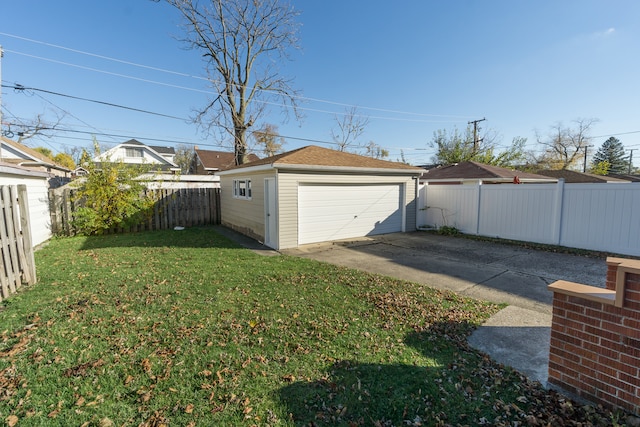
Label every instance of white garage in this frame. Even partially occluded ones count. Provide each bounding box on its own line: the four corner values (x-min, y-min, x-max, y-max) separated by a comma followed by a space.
218, 146, 424, 250
298, 183, 404, 245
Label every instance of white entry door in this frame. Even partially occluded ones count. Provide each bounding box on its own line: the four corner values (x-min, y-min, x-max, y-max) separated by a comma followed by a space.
264, 178, 277, 248
298, 183, 404, 245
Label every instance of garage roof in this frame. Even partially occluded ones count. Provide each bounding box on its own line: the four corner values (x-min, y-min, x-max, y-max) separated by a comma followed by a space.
420, 161, 556, 183
219, 145, 424, 174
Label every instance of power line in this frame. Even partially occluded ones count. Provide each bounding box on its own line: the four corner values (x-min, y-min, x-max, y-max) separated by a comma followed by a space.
0, 33, 476, 120
2, 83, 188, 121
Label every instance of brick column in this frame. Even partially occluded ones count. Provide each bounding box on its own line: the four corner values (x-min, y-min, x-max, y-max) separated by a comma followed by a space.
548, 258, 640, 415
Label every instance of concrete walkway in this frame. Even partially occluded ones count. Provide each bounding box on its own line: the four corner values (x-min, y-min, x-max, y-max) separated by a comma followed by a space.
215, 227, 608, 386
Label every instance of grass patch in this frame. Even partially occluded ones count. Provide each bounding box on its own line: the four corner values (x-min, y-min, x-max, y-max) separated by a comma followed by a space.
0, 228, 622, 426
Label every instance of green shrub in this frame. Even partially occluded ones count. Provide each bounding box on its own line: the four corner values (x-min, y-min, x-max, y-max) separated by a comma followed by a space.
71, 143, 155, 235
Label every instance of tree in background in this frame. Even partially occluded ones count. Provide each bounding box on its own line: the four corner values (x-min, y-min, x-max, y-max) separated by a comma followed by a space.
363, 141, 389, 159
590, 160, 610, 176
331, 107, 369, 152
591, 137, 628, 174
161, 0, 301, 165
534, 118, 598, 170
33, 147, 53, 158
71, 141, 154, 235
173, 145, 195, 173
430, 126, 526, 167
53, 152, 75, 169
253, 124, 285, 157
32, 147, 75, 169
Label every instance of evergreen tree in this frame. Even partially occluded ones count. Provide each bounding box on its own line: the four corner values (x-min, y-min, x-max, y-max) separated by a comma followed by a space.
591, 137, 628, 174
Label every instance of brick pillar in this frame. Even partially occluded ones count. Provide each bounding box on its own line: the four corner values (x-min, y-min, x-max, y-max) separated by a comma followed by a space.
548, 258, 640, 415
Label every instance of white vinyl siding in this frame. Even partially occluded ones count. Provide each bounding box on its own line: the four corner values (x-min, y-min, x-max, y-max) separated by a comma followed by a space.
0, 172, 52, 247
220, 171, 274, 241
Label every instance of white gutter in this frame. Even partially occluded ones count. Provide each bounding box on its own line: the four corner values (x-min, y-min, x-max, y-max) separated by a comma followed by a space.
0, 163, 51, 178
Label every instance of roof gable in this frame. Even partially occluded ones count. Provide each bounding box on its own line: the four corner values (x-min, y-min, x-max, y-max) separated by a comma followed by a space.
94, 139, 178, 168
1, 136, 71, 171
226, 145, 423, 172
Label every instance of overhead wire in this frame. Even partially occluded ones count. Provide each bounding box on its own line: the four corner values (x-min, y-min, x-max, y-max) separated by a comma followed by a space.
2, 83, 188, 121
0, 32, 476, 120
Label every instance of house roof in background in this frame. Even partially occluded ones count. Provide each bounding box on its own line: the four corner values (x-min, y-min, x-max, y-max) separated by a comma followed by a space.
195, 149, 260, 171
0, 136, 71, 172
608, 173, 640, 182
421, 161, 554, 182
120, 139, 175, 155
535, 169, 632, 183
224, 145, 424, 172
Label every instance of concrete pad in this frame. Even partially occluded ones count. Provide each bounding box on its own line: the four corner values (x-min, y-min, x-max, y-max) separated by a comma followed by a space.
468, 306, 552, 385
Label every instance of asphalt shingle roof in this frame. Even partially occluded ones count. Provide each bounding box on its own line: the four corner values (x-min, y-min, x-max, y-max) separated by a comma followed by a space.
421, 161, 552, 181
195, 149, 260, 171
227, 145, 423, 171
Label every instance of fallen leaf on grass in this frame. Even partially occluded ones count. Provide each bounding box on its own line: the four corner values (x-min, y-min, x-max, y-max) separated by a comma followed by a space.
6, 415, 18, 427
185, 404, 194, 414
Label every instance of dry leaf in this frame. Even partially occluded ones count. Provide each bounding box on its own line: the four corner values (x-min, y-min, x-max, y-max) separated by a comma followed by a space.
185, 403, 194, 414
6, 415, 19, 427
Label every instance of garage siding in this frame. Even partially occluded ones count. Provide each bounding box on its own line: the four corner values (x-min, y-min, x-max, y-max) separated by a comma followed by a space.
220, 171, 274, 242
0, 172, 52, 247
277, 172, 417, 249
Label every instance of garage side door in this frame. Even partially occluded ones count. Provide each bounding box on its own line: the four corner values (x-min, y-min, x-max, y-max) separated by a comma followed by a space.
298, 184, 403, 245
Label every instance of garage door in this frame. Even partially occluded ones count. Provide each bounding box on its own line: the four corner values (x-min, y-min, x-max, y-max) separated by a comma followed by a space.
298, 183, 404, 245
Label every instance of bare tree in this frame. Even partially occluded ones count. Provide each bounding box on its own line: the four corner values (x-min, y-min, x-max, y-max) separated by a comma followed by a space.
174, 144, 195, 173
331, 106, 369, 152
161, 0, 301, 165
4, 112, 66, 145
535, 118, 599, 170
253, 123, 285, 157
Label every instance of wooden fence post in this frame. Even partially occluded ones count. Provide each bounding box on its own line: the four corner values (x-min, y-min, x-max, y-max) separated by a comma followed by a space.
17, 185, 36, 284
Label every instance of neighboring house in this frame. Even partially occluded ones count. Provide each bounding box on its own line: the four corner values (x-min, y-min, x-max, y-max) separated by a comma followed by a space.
0, 136, 72, 180
191, 148, 260, 174
535, 169, 632, 183
217, 145, 424, 250
0, 161, 53, 246
421, 161, 556, 185
93, 139, 180, 172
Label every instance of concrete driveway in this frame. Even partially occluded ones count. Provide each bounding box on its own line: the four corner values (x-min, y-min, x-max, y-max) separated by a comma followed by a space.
280, 231, 608, 386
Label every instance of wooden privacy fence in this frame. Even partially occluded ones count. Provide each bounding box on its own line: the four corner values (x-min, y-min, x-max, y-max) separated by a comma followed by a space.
0, 185, 37, 301
50, 187, 221, 236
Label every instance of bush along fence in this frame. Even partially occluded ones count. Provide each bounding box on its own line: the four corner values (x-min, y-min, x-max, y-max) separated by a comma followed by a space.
548, 258, 640, 415
0, 185, 37, 301
49, 186, 221, 236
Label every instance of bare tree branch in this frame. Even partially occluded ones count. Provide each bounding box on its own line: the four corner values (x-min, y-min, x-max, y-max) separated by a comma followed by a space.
163, 0, 301, 164
330, 106, 370, 152
535, 118, 599, 169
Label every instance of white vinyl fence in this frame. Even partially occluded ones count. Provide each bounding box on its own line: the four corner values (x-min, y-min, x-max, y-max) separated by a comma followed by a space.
418, 180, 640, 256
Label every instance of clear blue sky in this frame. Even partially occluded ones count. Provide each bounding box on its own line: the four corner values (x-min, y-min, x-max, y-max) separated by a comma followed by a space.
1, 0, 639, 168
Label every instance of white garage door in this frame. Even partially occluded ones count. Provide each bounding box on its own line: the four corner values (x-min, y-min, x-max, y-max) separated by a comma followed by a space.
298, 183, 404, 245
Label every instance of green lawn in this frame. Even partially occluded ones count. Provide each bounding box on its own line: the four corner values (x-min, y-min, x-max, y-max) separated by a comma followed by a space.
0, 228, 621, 426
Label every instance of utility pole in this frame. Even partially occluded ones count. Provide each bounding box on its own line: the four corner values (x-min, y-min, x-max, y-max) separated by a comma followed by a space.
629, 149, 636, 174
468, 118, 486, 153
582, 145, 593, 173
